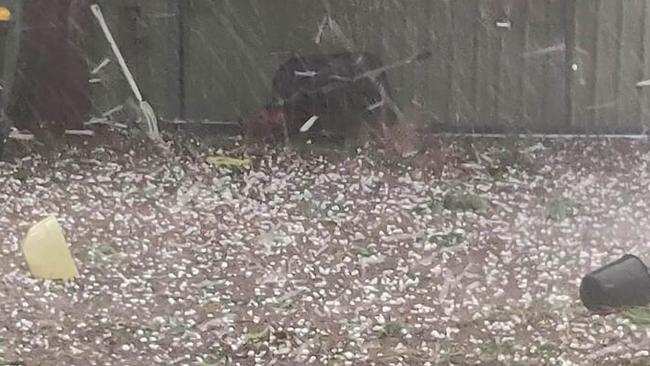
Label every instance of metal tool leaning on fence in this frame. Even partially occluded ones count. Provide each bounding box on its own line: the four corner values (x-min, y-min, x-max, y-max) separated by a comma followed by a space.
90, 3, 160, 142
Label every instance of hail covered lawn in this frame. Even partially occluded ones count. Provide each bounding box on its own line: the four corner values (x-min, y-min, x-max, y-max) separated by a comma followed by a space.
1, 136, 650, 365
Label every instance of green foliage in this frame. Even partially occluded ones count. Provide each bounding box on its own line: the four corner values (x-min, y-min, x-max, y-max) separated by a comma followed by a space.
546, 197, 581, 222
443, 192, 490, 212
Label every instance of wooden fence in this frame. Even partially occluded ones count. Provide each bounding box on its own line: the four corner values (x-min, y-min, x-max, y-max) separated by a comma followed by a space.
89, 0, 650, 134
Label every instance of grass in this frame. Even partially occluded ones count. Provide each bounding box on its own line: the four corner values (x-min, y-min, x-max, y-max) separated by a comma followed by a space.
486, 163, 509, 180
244, 325, 271, 344
12, 165, 30, 181
88, 243, 118, 259
426, 198, 445, 214
431, 232, 465, 248
479, 339, 515, 356
198, 349, 227, 366
351, 245, 374, 257
0, 360, 25, 366
164, 321, 192, 337
623, 307, 650, 326
380, 321, 405, 339
546, 197, 582, 222
443, 192, 490, 212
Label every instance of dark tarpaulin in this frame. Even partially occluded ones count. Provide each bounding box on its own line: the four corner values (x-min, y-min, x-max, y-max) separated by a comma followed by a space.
9, 0, 91, 132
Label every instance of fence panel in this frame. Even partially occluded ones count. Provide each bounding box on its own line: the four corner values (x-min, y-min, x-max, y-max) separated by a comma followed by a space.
89, 0, 180, 121
83, 0, 650, 134
617, 0, 644, 132
474, 0, 502, 130
570, 0, 597, 132
449, 1, 480, 130
592, 1, 622, 132
643, 1, 650, 130
182, 0, 326, 122
424, 0, 453, 127
497, 0, 529, 132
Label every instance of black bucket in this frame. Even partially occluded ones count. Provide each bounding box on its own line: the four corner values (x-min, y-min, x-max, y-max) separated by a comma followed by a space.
580, 255, 650, 311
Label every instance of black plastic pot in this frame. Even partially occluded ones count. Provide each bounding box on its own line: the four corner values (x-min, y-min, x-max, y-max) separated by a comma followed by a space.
580, 255, 650, 311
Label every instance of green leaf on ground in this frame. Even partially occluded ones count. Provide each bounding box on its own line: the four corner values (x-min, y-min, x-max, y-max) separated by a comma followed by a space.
206, 156, 252, 171
351, 245, 373, 257
245, 325, 271, 343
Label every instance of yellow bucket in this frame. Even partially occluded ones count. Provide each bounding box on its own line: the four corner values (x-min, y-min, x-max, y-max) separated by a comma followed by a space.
0, 7, 12, 22
22, 216, 79, 280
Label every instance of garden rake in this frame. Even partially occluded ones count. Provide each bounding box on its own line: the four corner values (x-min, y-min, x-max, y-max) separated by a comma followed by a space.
90, 3, 160, 140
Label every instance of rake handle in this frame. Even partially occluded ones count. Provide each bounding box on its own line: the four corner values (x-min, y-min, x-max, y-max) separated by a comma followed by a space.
90, 4, 144, 103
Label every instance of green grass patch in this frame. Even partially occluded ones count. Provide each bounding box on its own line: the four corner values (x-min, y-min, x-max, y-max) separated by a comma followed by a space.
624, 307, 650, 326
380, 321, 405, 339
432, 232, 465, 248
12, 166, 30, 181
0, 360, 25, 366
545, 197, 582, 222
198, 349, 227, 366
88, 243, 119, 259
443, 192, 490, 212
351, 245, 374, 257
244, 325, 271, 344
486, 163, 509, 180
479, 339, 515, 356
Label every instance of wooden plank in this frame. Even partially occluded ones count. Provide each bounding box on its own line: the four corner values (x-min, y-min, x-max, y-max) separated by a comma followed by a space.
406, 0, 434, 112
564, 0, 577, 131
424, 0, 453, 128
642, 0, 650, 129
520, 0, 567, 132
570, 0, 598, 132
256, 0, 326, 117
327, 0, 380, 52
221, 0, 276, 116
373, 1, 432, 109
311, 1, 428, 112
474, 0, 503, 132
328, 1, 408, 106
542, 0, 569, 132
182, 0, 236, 121
262, 0, 327, 79
496, 0, 528, 131
593, 0, 622, 132
183, 0, 309, 121
521, 0, 548, 132
616, 0, 644, 133
384, 1, 420, 108
450, 0, 479, 131
136, 0, 181, 119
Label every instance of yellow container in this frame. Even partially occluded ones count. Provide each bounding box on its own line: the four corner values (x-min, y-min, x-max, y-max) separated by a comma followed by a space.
0, 7, 11, 22
22, 216, 79, 280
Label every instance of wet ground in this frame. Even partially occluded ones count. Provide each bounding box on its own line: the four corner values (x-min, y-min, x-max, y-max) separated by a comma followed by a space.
0, 132, 650, 365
